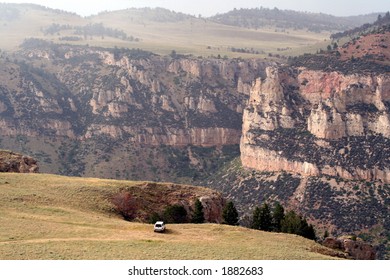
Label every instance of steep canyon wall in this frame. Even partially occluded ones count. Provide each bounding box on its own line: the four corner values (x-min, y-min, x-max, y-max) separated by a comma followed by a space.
241, 67, 390, 182
0, 42, 269, 148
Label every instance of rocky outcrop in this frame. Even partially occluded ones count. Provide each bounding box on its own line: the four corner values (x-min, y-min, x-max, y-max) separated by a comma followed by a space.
119, 182, 225, 223
241, 66, 390, 182
322, 237, 376, 260
0, 150, 39, 173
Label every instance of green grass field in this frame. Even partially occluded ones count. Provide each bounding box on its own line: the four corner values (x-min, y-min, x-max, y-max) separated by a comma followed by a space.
0, 173, 340, 260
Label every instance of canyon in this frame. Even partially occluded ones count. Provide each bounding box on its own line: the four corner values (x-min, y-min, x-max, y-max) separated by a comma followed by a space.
0, 29, 389, 258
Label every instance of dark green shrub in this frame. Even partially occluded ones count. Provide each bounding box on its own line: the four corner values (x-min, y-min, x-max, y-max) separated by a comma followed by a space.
163, 204, 188, 223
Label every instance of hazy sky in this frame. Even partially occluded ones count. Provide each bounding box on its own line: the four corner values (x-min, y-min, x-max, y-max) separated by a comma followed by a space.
2, 0, 389, 17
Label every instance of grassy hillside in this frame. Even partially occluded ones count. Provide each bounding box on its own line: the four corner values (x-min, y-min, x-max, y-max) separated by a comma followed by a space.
0, 173, 340, 260
89, 9, 328, 58
0, 4, 329, 58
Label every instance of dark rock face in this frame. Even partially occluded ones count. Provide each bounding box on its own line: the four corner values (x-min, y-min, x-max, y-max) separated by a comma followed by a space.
0, 151, 39, 173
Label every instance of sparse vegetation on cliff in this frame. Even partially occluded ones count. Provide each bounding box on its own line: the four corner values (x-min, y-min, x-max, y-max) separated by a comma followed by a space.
290, 21, 390, 74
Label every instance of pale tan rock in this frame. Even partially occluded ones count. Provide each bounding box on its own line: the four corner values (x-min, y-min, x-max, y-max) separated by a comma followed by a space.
241, 66, 390, 182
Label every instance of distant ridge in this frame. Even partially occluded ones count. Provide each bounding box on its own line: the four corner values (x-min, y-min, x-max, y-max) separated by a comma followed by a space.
95, 7, 194, 22
209, 7, 381, 32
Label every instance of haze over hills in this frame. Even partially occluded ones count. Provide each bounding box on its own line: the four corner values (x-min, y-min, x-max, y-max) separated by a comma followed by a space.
0, 3, 389, 259
210, 7, 381, 32
0, 3, 382, 57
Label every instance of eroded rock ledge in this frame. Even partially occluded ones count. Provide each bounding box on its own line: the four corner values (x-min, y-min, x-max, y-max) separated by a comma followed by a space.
241, 66, 390, 182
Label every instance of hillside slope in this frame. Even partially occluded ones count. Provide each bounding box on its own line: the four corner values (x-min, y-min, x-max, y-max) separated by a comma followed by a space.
210, 7, 380, 32
0, 3, 328, 57
0, 173, 340, 260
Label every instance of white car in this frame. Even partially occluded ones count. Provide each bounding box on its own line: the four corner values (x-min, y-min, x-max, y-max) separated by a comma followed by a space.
154, 221, 166, 233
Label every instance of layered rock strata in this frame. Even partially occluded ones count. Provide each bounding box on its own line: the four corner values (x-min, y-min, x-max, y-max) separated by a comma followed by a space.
241, 66, 390, 182
0, 42, 269, 148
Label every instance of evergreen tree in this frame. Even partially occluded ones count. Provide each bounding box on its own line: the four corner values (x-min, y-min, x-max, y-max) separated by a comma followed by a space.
272, 202, 285, 232
281, 210, 317, 240
163, 204, 187, 223
300, 218, 316, 240
222, 201, 239, 226
259, 203, 272, 231
191, 199, 205, 224
251, 206, 261, 229
281, 210, 302, 234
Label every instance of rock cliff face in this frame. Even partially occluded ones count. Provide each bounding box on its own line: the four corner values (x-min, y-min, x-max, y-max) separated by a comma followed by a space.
241, 66, 390, 182
0, 41, 268, 147
0, 150, 39, 173
0, 41, 269, 179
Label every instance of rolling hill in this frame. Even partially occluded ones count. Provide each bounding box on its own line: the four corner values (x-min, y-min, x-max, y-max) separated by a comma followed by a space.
0, 173, 341, 260
0, 3, 330, 58
0, 3, 389, 260
209, 7, 380, 32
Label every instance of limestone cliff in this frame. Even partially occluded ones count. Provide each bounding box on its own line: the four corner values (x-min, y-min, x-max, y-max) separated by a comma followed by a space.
241, 66, 390, 182
0, 41, 269, 180
0, 41, 269, 148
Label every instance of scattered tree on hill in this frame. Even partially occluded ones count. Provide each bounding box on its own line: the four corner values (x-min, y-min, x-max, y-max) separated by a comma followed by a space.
251, 203, 272, 231
281, 210, 316, 240
299, 218, 316, 240
223, 201, 239, 226
272, 202, 285, 232
191, 198, 205, 224
163, 204, 188, 223
259, 203, 272, 231
281, 210, 303, 234
251, 206, 261, 230
331, 11, 390, 40
250, 201, 316, 240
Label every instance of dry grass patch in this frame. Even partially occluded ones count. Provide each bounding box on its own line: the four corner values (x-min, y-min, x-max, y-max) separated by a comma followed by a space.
0, 173, 340, 260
